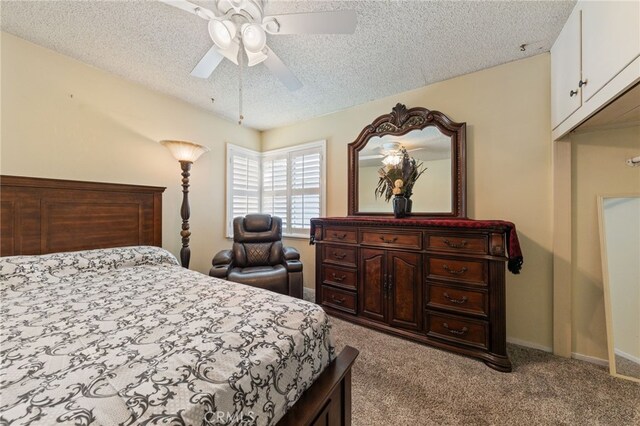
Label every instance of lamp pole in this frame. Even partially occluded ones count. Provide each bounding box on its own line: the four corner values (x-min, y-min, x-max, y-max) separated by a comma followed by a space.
160, 140, 209, 270
179, 160, 192, 268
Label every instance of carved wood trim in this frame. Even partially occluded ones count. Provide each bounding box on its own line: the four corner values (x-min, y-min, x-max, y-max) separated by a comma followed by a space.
348, 103, 467, 218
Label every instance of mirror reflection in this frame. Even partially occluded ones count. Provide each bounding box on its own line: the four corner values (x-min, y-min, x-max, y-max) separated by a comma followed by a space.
600, 195, 640, 382
358, 126, 452, 213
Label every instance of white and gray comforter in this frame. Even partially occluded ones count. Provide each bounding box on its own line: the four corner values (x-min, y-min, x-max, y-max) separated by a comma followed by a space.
0, 246, 335, 426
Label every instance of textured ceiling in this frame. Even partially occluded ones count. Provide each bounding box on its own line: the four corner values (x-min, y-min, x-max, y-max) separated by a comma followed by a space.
1, 0, 575, 130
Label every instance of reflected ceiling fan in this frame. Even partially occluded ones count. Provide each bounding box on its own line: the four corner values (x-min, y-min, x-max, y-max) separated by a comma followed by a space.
160, 0, 357, 91
360, 142, 424, 166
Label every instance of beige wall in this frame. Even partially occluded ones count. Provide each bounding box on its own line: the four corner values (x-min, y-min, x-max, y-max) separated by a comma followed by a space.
571, 125, 640, 360
263, 54, 554, 349
0, 33, 261, 274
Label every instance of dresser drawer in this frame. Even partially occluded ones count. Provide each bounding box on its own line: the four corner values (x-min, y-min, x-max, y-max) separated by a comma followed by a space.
426, 233, 488, 255
321, 265, 357, 290
426, 283, 488, 317
322, 244, 357, 267
427, 257, 488, 286
321, 286, 357, 314
426, 311, 488, 350
360, 230, 422, 250
324, 227, 357, 244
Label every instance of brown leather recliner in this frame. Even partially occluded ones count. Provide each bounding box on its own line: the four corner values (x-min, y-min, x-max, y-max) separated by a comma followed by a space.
209, 214, 303, 298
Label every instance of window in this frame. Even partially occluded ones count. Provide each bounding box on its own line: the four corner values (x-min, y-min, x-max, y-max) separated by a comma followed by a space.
226, 145, 261, 236
226, 141, 326, 238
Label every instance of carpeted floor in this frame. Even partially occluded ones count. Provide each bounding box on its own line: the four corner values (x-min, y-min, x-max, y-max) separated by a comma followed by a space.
303, 291, 640, 425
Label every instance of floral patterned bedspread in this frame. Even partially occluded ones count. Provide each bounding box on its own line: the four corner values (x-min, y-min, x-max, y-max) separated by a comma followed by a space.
0, 246, 335, 426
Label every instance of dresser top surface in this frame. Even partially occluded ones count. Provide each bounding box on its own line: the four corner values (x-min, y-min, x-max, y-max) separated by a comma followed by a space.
310, 216, 516, 231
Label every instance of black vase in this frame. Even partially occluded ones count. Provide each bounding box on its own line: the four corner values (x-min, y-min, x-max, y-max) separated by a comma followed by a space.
393, 195, 407, 218
406, 197, 413, 213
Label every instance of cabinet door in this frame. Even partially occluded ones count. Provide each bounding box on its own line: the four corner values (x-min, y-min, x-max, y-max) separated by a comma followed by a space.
551, 5, 582, 128
387, 251, 422, 331
359, 248, 387, 323
581, 1, 640, 102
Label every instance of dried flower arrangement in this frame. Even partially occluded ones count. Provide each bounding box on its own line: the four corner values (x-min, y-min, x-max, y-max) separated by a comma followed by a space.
375, 147, 427, 202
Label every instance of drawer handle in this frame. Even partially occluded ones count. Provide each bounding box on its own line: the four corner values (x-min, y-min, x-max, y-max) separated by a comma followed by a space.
443, 323, 468, 336
331, 295, 345, 304
331, 273, 347, 282
332, 251, 347, 260
332, 232, 347, 240
442, 264, 468, 276
443, 292, 468, 304
569, 89, 578, 97
443, 239, 467, 249
379, 236, 398, 244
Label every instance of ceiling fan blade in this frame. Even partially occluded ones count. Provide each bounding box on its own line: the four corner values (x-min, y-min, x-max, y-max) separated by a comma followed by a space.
159, 0, 216, 19
263, 47, 302, 91
191, 45, 225, 78
191, 41, 240, 78
265, 10, 357, 34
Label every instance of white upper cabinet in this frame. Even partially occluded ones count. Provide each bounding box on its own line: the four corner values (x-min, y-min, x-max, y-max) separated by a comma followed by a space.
551, 0, 640, 137
551, 6, 582, 128
581, 1, 640, 102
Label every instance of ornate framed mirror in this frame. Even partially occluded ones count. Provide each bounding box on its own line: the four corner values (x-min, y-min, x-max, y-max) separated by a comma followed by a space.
348, 103, 466, 217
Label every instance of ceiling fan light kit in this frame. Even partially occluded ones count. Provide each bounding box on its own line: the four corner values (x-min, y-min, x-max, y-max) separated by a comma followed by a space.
162, 0, 356, 83
208, 19, 235, 48
242, 23, 267, 53
161, 0, 357, 123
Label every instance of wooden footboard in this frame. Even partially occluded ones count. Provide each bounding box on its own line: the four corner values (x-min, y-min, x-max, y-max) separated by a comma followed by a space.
278, 346, 359, 426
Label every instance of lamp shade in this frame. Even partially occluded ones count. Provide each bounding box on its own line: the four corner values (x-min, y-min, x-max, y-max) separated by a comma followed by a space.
161, 140, 210, 163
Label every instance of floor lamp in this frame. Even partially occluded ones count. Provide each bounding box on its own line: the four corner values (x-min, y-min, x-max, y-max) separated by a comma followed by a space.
161, 140, 210, 269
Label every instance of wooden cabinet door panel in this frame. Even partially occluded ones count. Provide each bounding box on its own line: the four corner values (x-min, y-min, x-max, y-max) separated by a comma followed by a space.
359, 248, 386, 322
388, 251, 422, 331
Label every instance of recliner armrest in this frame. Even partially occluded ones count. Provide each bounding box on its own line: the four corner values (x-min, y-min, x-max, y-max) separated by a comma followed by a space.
282, 246, 302, 273
283, 246, 300, 261
283, 259, 303, 273
209, 249, 234, 278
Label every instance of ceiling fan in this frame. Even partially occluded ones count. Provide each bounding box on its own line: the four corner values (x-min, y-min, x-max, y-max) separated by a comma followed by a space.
160, 0, 357, 91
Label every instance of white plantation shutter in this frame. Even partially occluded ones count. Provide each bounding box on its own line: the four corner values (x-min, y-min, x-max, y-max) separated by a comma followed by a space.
226, 141, 325, 238
262, 155, 289, 229
290, 149, 322, 235
227, 145, 261, 237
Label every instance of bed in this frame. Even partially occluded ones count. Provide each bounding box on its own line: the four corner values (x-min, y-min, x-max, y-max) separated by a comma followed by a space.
0, 175, 358, 426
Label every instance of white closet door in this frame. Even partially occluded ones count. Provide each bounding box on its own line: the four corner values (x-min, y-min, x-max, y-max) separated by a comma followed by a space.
551, 6, 582, 129
581, 0, 640, 102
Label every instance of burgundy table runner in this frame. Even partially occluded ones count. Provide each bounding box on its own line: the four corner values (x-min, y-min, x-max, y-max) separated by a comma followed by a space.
310, 217, 523, 274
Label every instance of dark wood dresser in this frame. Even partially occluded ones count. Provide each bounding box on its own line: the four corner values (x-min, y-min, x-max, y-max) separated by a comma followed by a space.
311, 217, 523, 372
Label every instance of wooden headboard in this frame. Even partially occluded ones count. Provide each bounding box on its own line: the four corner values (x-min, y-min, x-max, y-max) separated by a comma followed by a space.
1, 175, 164, 256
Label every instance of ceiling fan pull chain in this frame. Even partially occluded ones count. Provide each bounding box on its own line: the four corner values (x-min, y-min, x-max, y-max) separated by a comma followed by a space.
238, 41, 244, 125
